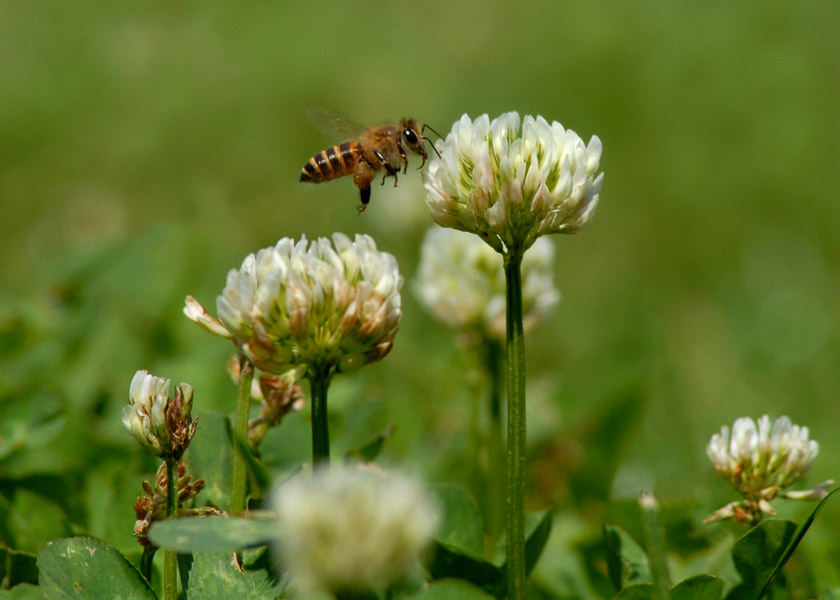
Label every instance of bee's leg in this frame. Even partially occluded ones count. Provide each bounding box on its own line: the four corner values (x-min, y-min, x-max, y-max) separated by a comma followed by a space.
353, 160, 374, 214
382, 163, 399, 187
373, 150, 398, 186
397, 140, 409, 174
357, 187, 371, 214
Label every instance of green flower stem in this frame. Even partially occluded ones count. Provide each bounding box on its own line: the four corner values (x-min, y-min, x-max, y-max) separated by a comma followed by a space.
163, 457, 178, 600
640, 493, 671, 600
308, 364, 332, 465
484, 337, 504, 556
230, 357, 254, 515
504, 250, 527, 600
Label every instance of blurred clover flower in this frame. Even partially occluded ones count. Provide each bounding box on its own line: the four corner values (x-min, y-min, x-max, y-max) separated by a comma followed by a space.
273, 467, 439, 598
705, 415, 833, 524
422, 112, 603, 254
184, 233, 402, 376
414, 227, 558, 340
123, 370, 196, 460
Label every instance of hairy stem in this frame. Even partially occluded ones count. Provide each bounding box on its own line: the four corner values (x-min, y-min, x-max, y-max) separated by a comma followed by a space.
504, 251, 527, 600
308, 364, 332, 465
163, 458, 178, 600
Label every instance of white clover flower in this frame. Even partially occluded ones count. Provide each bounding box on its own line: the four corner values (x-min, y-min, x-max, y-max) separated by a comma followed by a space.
423, 112, 603, 254
414, 228, 559, 340
123, 370, 196, 459
705, 415, 832, 523
184, 234, 403, 375
272, 467, 440, 596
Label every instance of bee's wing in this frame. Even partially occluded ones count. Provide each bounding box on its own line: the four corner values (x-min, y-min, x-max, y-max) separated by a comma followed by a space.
305, 106, 368, 140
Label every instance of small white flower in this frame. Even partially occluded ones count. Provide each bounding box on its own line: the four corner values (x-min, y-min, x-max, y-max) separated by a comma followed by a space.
123, 370, 195, 459
272, 467, 439, 595
705, 415, 831, 523
414, 228, 559, 340
423, 112, 603, 254
184, 234, 403, 376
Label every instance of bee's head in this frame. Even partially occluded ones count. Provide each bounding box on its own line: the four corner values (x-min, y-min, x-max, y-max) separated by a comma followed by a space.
402, 119, 442, 170
401, 119, 427, 160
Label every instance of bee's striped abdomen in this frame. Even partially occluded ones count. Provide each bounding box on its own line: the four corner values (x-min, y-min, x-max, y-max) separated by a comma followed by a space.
299, 141, 360, 183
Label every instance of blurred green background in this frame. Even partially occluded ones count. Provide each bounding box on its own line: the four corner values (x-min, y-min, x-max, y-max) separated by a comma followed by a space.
2, 0, 839, 592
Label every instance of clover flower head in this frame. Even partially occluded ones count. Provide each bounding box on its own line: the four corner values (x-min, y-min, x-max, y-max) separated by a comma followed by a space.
414, 227, 559, 340
705, 415, 832, 523
123, 370, 196, 460
272, 467, 439, 595
184, 233, 403, 376
423, 112, 603, 254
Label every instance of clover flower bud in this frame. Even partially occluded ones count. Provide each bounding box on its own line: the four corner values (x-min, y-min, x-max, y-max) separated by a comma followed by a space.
272, 467, 439, 596
184, 234, 402, 377
133, 461, 216, 547
414, 227, 558, 340
123, 370, 197, 460
705, 415, 832, 524
423, 112, 603, 254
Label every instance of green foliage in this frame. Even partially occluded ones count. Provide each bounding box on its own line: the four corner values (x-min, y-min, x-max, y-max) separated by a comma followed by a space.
186, 413, 233, 509
187, 553, 283, 600
148, 517, 275, 554
415, 580, 495, 599
0, 546, 38, 589
428, 510, 552, 598
0, 584, 44, 600
604, 526, 651, 591
727, 520, 797, 600
38, 538, 157, 599
430, 484, 485, 558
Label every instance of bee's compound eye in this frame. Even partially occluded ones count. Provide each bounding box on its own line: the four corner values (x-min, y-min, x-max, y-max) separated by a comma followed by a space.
403, 128, 419, 144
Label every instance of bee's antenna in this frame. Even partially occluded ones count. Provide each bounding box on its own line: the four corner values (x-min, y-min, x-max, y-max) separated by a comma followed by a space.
421, 124, 443, 159
422, 123, 443, 140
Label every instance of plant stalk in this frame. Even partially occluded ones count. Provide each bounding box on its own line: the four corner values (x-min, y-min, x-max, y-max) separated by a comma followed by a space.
308, 364, 332, 465
163, 457, 178, 600
230, 357, 254, 515
504, 250, 527, 600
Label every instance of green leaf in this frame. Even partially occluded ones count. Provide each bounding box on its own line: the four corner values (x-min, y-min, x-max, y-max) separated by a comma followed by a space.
604, 525, 650, 592
148, 516, 275, 553
427, 510, 552, 600
38, 537, 157, 600
8, 490, 72, 554
614, 583, 657, 600
427, 542, 504, 598
415, 579, 496, 599
187, 412, 233, 508
186, 553, 282, 600
726, 519, 797, 600
670, 574, 723, 600
0, 583, 45, 599
344, 424, 395, 464
0, 545, 38, 588
523, 510, 553, 575
754, 486, 840, 600
430, 483, 484, 557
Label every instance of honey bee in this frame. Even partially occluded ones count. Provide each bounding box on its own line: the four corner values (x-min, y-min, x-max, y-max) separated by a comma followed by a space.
299, 107, 439, 213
